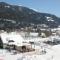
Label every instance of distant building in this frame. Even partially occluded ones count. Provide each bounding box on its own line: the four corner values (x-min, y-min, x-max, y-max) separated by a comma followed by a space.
29, 32, 38, 37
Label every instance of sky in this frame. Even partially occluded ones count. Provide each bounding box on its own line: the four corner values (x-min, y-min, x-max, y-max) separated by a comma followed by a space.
0, 0, 60, 17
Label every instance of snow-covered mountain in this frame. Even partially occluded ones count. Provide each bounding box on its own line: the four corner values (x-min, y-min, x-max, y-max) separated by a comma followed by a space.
0, 2, 60, 30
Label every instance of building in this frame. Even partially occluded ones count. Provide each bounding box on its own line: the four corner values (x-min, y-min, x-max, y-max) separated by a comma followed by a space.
0, 32, 24, 48
0, 32, 34, 52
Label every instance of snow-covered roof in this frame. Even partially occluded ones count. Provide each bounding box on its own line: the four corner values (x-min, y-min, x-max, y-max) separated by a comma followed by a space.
7, 32, 24, 46
0, 32, 8, 44
25, 37, 49, 42
30, 32, 38, 37
0, 32, 24, 46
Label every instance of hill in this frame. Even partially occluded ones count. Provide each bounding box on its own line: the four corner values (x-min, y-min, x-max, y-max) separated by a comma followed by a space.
0, 2, 60, 31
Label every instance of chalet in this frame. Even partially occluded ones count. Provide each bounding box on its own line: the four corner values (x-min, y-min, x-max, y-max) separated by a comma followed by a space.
0, 32, 35, 52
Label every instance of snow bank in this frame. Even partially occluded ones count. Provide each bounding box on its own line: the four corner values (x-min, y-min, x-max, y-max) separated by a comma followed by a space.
51, 45, 60, 60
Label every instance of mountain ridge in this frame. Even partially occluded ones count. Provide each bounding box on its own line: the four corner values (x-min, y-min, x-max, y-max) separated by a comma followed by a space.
0, 2, 60, 31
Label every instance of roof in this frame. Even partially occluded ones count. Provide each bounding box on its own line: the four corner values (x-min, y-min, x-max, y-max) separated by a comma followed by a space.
8, 32, 24, 46
0, 32, 8, 44
0, 32, 24, 46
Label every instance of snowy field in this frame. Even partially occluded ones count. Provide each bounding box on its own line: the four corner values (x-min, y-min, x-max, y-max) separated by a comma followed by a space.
0, 32, 60, 60
0, 44, 60, 60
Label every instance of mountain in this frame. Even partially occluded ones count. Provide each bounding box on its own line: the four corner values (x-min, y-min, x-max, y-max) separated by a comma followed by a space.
0, 2, 60, 30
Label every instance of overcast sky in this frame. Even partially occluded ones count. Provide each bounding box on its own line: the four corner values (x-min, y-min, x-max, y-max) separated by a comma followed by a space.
0, 0, 60, 17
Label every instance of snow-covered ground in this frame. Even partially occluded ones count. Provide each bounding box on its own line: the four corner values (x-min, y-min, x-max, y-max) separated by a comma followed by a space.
0, 44, 60, 60
0, 32, 60, 60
